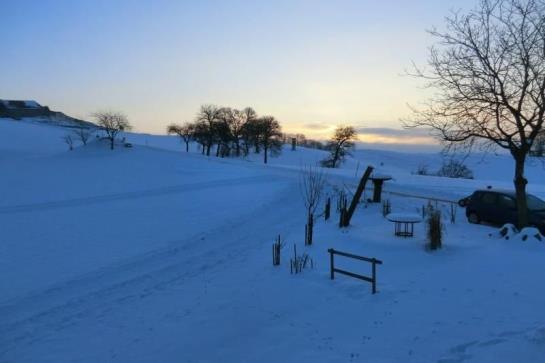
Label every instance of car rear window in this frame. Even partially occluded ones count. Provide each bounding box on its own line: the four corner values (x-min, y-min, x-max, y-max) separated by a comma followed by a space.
527, 195, 545, 211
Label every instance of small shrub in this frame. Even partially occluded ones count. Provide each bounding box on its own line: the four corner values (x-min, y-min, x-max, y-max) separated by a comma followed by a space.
382, 199, 391, 217
414, 163, 430, 176
449, 203, 457, 224
272, 235, 284, 266
290, 244, 314, 274
436, 159, 474, 179
427, 210, 443, 250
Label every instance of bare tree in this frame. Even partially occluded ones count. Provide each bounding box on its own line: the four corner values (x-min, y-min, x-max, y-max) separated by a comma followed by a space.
215, 107, 235, 157
257, 116, 283, 164
63, 134, 74, 151
195, 104, 221, 156
73, 127, 93, 146
322, 126, 358, 168
192, 121, 210, 155
240, 107, 259, 155
299, 165, 327, 219
167, 123, 194, 152
93, 111, 131, 150
222, 108, 248, 157
406, 0, 545, 228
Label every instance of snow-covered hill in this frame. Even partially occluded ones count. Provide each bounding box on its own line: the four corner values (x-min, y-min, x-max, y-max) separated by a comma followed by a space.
1, 119, 545, 362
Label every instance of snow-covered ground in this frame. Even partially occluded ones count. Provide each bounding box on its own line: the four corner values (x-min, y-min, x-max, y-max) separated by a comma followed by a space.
1, 118, 545, 362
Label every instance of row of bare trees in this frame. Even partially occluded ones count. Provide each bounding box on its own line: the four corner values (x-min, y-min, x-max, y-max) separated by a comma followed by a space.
168, 105, 283, 163
63, 111, 132, 151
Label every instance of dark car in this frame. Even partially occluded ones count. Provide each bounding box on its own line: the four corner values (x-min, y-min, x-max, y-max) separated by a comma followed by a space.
459, 189, 545, 233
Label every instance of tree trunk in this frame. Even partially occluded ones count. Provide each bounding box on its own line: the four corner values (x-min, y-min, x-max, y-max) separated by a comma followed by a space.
206, 144, 211, 156
264, 145, 268, 164
110, 137, 114, 150
332, 146, 340, 168
513, 151, 529, 229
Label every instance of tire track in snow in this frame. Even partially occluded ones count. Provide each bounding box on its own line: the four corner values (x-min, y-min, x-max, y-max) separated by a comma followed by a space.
0, 181, 301, 360
0, 175, 279, 214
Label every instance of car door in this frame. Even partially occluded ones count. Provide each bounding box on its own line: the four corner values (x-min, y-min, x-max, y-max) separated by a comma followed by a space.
479, 192, 499, 223
496, 194, 517, 225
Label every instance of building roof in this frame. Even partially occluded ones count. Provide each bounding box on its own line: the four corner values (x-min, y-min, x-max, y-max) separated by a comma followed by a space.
0, 99, 43, 109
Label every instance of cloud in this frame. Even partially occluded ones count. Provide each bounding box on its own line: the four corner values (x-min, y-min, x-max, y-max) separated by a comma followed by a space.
356, 127, 433, 137
355, 126, 437, 146
302, 122, 332, 131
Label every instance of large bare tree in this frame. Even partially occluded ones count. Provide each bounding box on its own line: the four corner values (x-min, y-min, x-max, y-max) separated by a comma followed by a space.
167, 123, 194, 152
257, 116, 282, 164
408, 0, 545, 228
93, 111, 131, 150
322, 126, 357, 168
195, 104, 221, 156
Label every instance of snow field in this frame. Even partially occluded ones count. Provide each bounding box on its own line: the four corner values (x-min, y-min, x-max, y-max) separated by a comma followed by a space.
1, 118, 545, 362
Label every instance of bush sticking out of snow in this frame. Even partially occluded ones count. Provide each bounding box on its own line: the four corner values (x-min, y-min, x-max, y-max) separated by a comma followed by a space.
515, 227, 544, 242
290, 244, 314, 274
421, 200, 435, 219
382, 199, 391, 218
499, 224, 518, 240
436, 159, 474, 179
272, 235, 284, 266
427, 210, 443, 250
413, 163, 430, 176
498, 225, 544, 242
413, 159, 474, 179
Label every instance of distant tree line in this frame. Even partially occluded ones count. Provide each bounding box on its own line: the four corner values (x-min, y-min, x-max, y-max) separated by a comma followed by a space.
168, 106, 358, 167
281, 133, 326, 150
168, 105, 284, 164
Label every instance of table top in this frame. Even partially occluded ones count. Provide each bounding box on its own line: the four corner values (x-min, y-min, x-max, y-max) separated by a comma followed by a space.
386, 213, 422, 223
370, 174, 392, 181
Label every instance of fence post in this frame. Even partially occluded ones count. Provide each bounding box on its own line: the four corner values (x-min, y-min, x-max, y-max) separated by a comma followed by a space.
329, 249, 335, 280
371, 259, 377, 294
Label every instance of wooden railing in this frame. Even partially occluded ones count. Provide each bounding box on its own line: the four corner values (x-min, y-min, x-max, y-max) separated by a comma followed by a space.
327, 249, 383, 294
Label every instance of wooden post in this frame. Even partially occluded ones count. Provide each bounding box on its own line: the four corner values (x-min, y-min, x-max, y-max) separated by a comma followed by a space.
329, 249, 335, 280
309, 214, 313, 245
372, 179, 383, 203
372, 259, 377, 294
343, 166, 374, 227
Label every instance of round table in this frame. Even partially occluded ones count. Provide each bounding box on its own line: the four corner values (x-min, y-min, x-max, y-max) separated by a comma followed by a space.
386, 213, 422, 237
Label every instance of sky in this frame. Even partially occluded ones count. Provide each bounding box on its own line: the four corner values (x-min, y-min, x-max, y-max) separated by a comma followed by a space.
1, 0, 476, 147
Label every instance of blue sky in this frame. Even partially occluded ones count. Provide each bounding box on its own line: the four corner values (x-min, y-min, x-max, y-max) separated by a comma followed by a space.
1, 0, 476, 143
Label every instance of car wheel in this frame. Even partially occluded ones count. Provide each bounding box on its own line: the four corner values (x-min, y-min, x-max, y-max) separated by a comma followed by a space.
468, 211, 480, 224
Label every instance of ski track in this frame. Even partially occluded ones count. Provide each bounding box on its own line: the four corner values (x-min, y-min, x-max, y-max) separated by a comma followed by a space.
0, 174, 279, 214
0, 180, 300, 361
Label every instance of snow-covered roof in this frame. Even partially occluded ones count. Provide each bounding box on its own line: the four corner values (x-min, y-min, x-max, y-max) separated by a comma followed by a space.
0, 99, 43, 109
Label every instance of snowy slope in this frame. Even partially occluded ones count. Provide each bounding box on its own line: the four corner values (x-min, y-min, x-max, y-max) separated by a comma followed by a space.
1, 119, 545, 363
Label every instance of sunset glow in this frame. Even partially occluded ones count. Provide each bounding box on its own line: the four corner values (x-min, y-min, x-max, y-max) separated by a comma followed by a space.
1, 0, 474, 146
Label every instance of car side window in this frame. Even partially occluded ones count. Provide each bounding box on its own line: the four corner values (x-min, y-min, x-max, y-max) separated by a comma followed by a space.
472, 192, 483, 201
481, 193, 497, 204
498, 195, 516, 209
